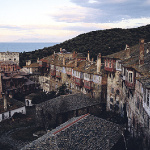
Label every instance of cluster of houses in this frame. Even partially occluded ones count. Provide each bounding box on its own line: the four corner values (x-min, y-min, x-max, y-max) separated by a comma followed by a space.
104, 39, 150, 141
23, 39, 150, 141
0, 52, 36, 122
1, 39, 150, 148
23, 49, 107, 103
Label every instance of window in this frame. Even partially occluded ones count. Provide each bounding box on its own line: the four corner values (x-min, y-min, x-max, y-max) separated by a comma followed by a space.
116, 60, 121, 70
116, 90, 120, 95
128, 72, 133, 83
111, 88, 114, 93
147, 89, 150, 106
106, 59, 108, 67
137, 97, 140, 109
2, 114, 4, 119
109, 60, 112, 68
99, 76, 101, 82
110, 98, 113, 103
116, 101, 119, 105
110, 104, 113, 110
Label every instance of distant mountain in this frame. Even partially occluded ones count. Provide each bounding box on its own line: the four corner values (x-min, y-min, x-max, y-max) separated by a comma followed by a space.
20, 24, 150, 67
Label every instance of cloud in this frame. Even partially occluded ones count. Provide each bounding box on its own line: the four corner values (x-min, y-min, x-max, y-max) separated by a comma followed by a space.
95, 17, 150, 29
145, 0, 150, 5
69, 0, 150, 23
51, 5, 103, 23
61, 17, 150, 33
0, 25, 23, 30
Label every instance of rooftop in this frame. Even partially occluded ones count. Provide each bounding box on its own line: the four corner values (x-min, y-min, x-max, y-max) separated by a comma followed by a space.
36, 93, 100, 114
22, 114, 123, 150
23, 62, 39, 68
0, 97, 25, 114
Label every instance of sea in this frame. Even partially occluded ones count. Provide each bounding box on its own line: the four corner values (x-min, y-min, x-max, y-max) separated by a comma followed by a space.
0, 42, 59, 53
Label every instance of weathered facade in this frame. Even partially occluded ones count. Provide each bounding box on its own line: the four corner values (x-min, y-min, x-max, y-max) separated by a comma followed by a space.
0, 61, 20, 72
0, 52, 19, 65
104, 39, 150, 147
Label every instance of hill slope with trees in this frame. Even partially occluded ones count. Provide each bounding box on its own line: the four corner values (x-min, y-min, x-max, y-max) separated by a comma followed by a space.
20, 24, 150, 67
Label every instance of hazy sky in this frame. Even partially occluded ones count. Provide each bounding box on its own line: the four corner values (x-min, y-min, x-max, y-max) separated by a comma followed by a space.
0, 0, 150, 42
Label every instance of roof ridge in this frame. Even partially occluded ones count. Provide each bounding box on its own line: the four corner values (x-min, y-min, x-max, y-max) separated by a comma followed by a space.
53, 113, 89, 135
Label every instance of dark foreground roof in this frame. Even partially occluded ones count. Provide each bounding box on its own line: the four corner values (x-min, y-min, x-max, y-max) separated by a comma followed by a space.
21, 114, 123, 150
36, 93, 100, 114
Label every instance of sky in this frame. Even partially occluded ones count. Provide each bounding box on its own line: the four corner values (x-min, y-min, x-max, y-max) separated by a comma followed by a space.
0, 0, 150, 42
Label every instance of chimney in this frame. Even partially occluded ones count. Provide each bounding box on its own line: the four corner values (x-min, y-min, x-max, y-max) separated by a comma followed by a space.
37, 58, 39, 63
4, 94, 7, 111
73, 51, 77, 59
60, 48, 62, 52
63, 56, 66, 66
9, 91, 13, 98
26, 60, 31, 66
97, 53, 101, 74
87, 51, 90, 61
75, 58, 77, 67
91, 58, 94, 62
125, 44, 130, 59
139, 39, 144, 65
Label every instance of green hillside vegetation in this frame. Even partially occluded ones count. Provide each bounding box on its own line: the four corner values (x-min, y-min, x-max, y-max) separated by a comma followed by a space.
20, 24, 150, 67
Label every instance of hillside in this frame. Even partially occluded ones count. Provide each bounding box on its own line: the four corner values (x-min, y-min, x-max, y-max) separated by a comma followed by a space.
20, 24, 150, 67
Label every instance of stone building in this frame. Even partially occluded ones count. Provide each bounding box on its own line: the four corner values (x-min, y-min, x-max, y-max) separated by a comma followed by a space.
0, 61, 20, 72
0, 96, 26, 122
0, 70, 36, 98
36, 93, 102, 128
104, 39, 150, 147
0, 52, 19, 66
47, 50, 107, 103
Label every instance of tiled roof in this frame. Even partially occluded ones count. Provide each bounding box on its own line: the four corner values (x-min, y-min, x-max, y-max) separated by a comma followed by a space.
21, 114, 123, 150
36, 93, 100, 114
73, 60, 86, 72
103, 44, 139, 60
23, 62, 39, 68
25, 93, 37, 100
65, 60, 75, 68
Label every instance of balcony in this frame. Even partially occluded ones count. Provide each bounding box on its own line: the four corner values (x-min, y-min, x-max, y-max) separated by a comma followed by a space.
104, 66, 116, 72
125, 80, 135, 89
75, 78, 83, 86
84, 81, 93, 90
51, 70, 56, 77
66, 71, 72, 76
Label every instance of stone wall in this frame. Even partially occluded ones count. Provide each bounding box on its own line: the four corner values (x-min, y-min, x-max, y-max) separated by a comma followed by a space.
35, 93, 102, 128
